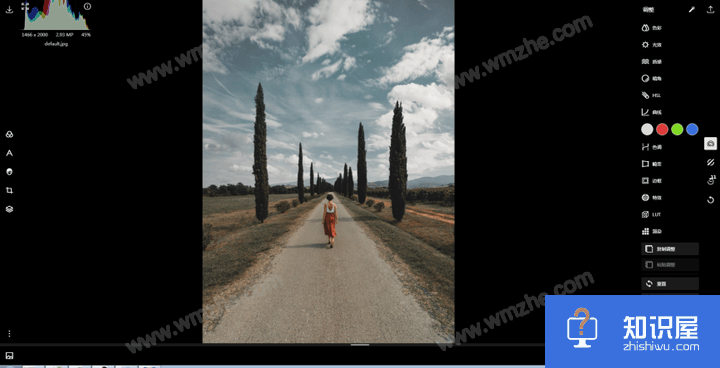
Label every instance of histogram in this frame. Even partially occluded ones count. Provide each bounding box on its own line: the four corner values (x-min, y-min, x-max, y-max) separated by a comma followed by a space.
24, 0, 89, 30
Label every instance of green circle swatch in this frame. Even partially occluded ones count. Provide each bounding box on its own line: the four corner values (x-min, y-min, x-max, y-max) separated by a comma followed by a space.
672, 123, 684, 136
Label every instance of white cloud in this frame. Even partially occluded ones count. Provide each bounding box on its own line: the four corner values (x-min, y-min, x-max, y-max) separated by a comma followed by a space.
226, 111, 254, 122
203, 114, 251, 134
433, 51, 455, 94
303, 132, 320, 138
394, 104, 437, 131
368, 102, 385, 110
284, 6, 303, 30
380, 30, 395, 46
284, 154, 298, 164
320, 154, 334, 160
311, 58, 343, 80
202, 42, 229, 74
364, 94, 373, 99
229, 163, 253, 173
302, 0, 377, 63
269, 153, 285, 161
367, 133, 390, 151
389, 15, 398, 23
267, 137, 296, 150
267, 164, 281, 175
387, 82, 454, 111
202, 0, 303, 73
337, 74, 347, 80
249, 23, 286, 49
415, 0, 431, 10
266, 118, 282, 128
405, 132, 454, 175
321, 59, 332, 65
284, 153, 313, 165
315, 97, 324, 103
343, 56, 357, 71
366, 131, 454, 178
371, 82, 454, 136
371, 27, 454, 88
256, 65, 291, 81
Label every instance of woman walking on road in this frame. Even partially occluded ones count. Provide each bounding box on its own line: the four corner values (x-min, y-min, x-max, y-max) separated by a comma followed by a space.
323, 194, 338, 248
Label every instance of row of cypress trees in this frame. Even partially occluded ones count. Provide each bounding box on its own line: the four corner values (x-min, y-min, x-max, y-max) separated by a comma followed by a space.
332, 102, 407, 221
252, 82, 407, 223
253, 83, 332, 222
296, 143, 330, 204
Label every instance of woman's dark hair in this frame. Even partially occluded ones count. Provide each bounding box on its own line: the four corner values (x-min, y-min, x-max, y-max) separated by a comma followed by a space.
327, 194, 333, 201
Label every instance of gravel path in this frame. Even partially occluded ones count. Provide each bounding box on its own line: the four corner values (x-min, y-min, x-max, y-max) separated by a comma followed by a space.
204, 193, 444, 343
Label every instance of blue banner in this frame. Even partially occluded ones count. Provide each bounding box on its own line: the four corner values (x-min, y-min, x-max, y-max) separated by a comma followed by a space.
546, 295, 716, 367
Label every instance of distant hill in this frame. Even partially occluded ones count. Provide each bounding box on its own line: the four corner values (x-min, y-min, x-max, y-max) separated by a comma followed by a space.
405, 175, 455, 189
272, 175, 454, 189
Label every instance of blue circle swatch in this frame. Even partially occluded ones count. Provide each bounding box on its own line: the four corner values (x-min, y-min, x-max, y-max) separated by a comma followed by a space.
687, 123, 698, 136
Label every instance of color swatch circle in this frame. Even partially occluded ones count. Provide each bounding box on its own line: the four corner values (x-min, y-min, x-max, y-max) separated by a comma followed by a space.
656, 123, 668, 136
642, 123, 653, 136
687, 123, 699, 136
672, 123, 684, 136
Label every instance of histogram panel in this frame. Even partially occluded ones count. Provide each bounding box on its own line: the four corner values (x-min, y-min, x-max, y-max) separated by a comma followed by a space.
24, 0, 89, 30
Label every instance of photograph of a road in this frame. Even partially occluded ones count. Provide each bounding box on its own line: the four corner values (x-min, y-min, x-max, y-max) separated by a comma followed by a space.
204, 194, 446, 343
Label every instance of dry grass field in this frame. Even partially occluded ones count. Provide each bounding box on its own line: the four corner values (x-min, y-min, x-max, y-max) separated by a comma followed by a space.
202, 193, 326, 330
203, 193, 298, 217
339, 194, 455, 337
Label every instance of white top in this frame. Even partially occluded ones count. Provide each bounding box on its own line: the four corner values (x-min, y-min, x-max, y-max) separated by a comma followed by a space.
326, 202, 335, 213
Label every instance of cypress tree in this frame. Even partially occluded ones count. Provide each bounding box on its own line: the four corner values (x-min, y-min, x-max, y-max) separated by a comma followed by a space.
348, 167, 354, 198
298, 143, 304, 203
358, 123, 367, 204
334, 174, 341, 193
316, 173, 321, 195
340, 163, 348, 197
310, 162, 314, 196
253, 83, 269, 223
389, 101, 407, 221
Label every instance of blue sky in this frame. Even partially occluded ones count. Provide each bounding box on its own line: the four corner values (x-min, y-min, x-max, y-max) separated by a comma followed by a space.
202, 0, 454, 187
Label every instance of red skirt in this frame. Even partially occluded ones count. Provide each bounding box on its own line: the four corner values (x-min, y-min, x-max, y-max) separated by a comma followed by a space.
324, 213, 336, 237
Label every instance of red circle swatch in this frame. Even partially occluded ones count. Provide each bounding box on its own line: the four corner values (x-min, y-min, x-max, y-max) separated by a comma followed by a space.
656, 123, 668, 136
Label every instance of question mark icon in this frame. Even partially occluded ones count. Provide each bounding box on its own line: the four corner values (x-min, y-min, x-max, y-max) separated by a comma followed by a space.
574, 308, 590, 335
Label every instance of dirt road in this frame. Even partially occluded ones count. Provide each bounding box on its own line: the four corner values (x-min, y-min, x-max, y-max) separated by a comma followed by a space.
203, 192, 446, 343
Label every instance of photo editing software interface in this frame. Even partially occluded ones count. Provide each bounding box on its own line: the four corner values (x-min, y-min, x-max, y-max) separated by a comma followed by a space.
1, 3, 718, 368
